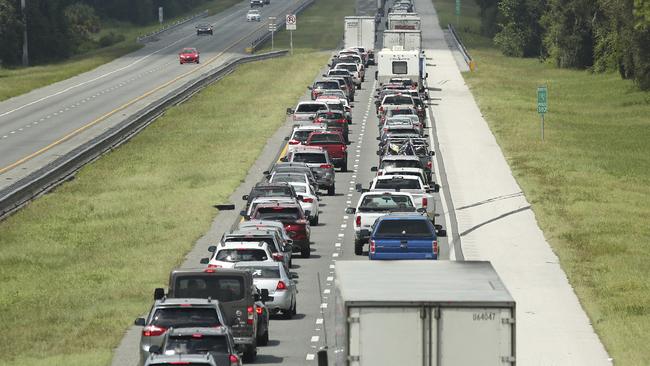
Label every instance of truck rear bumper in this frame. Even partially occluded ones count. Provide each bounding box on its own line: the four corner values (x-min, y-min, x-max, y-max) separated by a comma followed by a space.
369, 252, 437, 260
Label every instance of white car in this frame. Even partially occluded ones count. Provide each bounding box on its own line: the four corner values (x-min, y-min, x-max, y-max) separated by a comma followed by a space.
244, 197, 298, 217
287, 182, 320, 225
207, 241, 274, 268
247, 9, 261, 21
287, 125, 327, 150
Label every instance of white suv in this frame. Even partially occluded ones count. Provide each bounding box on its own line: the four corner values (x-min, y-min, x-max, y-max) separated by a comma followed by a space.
207, 242, 274, 268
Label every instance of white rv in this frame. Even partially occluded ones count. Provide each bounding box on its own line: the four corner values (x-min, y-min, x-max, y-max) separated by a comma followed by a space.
376, 47, 425, 87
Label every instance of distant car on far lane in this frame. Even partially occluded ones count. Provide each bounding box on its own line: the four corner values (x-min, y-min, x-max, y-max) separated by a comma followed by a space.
196, 23, 213, 35
247, 10, 262, 21
179, 47, 199, 64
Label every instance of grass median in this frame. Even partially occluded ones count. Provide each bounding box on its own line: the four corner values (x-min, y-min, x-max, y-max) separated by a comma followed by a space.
434, 0, 650, 364
0, 52, 330, 366
0, 0, 240, 102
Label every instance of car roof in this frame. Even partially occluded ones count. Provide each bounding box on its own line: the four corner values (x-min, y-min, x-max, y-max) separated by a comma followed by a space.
234, 261, 282, 268
254, 182, 291, 188
255, 202, 301, 209
293, 125, 325, 131
154, 298, 220, 307
226, 229, 276, 237
375, 174, 420, 180
146, 353, 214, 365
218, 241, 270, 249
382, 155, 420, 161
296, 101, 328, 106
378, 213, 428, 220
292, 146, 325, 152
383, 167, 424, 172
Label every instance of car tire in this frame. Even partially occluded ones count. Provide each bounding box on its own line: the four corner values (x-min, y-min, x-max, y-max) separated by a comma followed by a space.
327, 184, 335, 196
354, 239, 363, 255
310, 215, 319, 226
301, 243, 311, 258
356, 84, 361, 90
258, 329, 269, 346
341, 160, 347, 172
242, 343, 257, 363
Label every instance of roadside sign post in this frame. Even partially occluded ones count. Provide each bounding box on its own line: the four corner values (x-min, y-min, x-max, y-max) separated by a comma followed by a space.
158, 7, 164, 24
455, 0, 460, 26
537, 85, 548, 141
269, 17, 277, 50
286, 14, 297, 55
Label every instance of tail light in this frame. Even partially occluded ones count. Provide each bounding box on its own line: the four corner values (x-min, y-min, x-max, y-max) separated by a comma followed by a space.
230, 354, 241, 366
355, 215, 361, 227
296, 219, 308, 224
256, 306, 264, 314
427, 161, 432, 169
276, 281, 288, 290
320, 164, 333, 169
303, 197, 314, 203
369, 240, 376, 254
247, 306, 254, 325
377, 171, 383, 176
422, 197, 428, 208
288, 140, 300, 145
207, 264, 221, 269
340, 145, 347, 151
432, 240, 438, 256
379, 106, 384, 113
272, 253, 284, 261
142, 325, 166, 337
337, 119, 346, 123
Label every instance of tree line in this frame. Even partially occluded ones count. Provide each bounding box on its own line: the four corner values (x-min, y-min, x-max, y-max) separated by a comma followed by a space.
0, 0, 213, 65
476, 0, 649, 90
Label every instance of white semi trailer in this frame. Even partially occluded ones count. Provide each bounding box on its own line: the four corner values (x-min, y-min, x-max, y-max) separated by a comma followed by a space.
344, 16, 376, 52
387, 12, 421, 30
317, 261, 517, 366
382, 29, 422, 51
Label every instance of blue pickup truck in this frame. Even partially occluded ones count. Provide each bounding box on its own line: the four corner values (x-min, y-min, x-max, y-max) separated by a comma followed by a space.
369, 213, 438, 260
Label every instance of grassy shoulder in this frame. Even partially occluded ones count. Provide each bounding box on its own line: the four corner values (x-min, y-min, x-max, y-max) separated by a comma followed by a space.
0, 0, 240, 102
433, 0, 650, 364
0, 52, 330, 366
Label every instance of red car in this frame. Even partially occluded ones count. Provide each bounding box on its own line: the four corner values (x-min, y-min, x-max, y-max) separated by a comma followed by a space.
313, 111, 349, 142
179, 47, 200, 64
249, 202, 311, 258
305, 131, 348, 171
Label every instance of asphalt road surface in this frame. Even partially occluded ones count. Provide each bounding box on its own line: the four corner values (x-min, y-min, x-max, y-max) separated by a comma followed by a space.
0, 0, 306, 188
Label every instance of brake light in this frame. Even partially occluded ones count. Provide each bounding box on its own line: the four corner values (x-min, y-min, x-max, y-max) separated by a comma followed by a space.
369, 240, 376, 254
230, 354, 241, 366
377, 171, 383, 176
192, 333, 204, 338
207, 264, 222, 269
355, 215, 361, 227
276, 280, 288, 290
302, 197, 314, 203
256, 306, 264, 314
320, 164, 333, 169
204, 268, 216, 273
247, 306, 254, 325
170, 363, 190, 365
427, 161, 432, 169
432, 240, 438, 256
288, 139, 300, 145
422, 197, 428, 207
337, 119, 346, 123
340, 145, 346, 151
296, 219, 308, 224
272, 252, 284, 261
143, 325, 167, 337
380, 106, 384, 112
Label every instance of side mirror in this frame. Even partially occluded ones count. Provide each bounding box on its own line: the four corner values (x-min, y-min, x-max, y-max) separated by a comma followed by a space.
370, 167, 378, 172
134, 317, 146, 326
279, 156, 288, 162
297, 195, 304, 201
284, 136, 290, 141
148, 345, 162, 354
322, 74, 327, 77
416, 207, 427, 213
286, 108, 294, 115
430, 151, 435, 156
284, 243, 293, 252
200, 257, 210, 264
239, 210, 247, 217
436, 226, 447, 237
376, 137, 381, 140
261, 289, 272, 302
308, 86, 313, 90
355, 183, 363, 192
426, 73, 429, 78
290, 272, 299, 279
254, 292, 261, 301
244, 215, 251, 220
242, 195, 249, 201
433, 183, 440, 192
309, 116, 315, 121
376, 150, 381, 155
214, 204, 235, 210
345, 207, 356, 214
347, 141, 352, 145
262, 170, 270, 175
208, 245, 217, 252
154, 288, 165, 300
375, 70, 378, 80
423, 134, 429, 138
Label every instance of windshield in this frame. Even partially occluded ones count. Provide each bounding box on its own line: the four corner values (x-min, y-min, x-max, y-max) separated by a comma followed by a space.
359, 195, 414, 212
325, 103, 344, 111
309, 134, 342, 144
215, 249, 269, 262
238, 266, 281, 279
255, 207, 301, 220
374, 178, 421, 190
292, 153, 326, 164
181, 49, 196, 54
375, 219, 433, 237
296, 104, 327, 113
151, 308, 220, 328
164, 334, 229, 355
173, 275, 245, 302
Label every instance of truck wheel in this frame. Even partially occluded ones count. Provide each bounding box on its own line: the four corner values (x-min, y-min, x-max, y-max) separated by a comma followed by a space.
242, 343, 257, 362
354, 239, 363, 255
301, 244, 311, 258
327, 185, 335, 196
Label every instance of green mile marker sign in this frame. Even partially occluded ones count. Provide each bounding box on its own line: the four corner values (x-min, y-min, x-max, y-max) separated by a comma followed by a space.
537, 86, 547, 114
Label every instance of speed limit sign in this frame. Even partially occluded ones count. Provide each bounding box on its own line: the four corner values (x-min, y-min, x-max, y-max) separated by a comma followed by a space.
286, 14, 296, 30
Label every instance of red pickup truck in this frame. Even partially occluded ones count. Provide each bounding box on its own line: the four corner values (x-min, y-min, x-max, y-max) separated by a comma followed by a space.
305, 131, 348, 171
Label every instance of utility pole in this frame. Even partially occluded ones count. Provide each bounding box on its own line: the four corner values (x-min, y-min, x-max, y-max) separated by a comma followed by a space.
21, 0, 29, 66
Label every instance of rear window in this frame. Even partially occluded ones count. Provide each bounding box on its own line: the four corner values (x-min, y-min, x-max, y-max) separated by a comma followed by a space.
292, 153, 326, 164
292, 185, 307, 193
374, 178, 421, 190
251, 187, 292, 199
337, 64, 357, 72
174, 275, 245, 302
255, 207, 301, 220
387, 128, 419, 135
215, 249, 269, 262
164, 334, 229, 355
315, 81, 339, 89
375, 219, 433, 237
309, 134, 342, 144
389, 109, 416, 116
151, 307, 221, 328
325, 103, 344, 111
384, 96, 413, 105
239, 266, 281, 279
359, 195, 414, 212
392, 61, 408, 74
296, 103, 327, 113
317, 111, 345, 120
271, 174, 305, 184
381, 160, 421, 169
224, 237, 276, 251
292, 129, 315, 142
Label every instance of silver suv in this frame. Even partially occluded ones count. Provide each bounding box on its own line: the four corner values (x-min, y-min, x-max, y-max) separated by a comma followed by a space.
144, 352, 220, 366
147, 327, 241, 366
135, 298, 228, 365
284, 146, 336, 196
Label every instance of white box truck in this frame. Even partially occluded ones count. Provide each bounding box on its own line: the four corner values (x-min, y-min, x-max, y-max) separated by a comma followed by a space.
387, 13, 421, 30
344, 16, 376, 52
382, 29, 422, 51
322, 261, 516, 366
376, 48, 425, 88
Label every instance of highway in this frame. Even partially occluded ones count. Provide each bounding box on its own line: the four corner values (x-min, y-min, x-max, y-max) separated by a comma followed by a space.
0, 0, 305, 189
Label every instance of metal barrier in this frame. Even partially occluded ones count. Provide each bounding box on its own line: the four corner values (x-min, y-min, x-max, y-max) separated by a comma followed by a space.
137, 10, 209, 43
0, 50, 289, 221
447, 23, 476, 71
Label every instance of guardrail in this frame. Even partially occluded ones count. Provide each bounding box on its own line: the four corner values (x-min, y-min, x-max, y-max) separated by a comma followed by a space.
249, 0, 316, 52
137, 10, 209, 43
0, 50, 289, 221
447, 23, 476, 71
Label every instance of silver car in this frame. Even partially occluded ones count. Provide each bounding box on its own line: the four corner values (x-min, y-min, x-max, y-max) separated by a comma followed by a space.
144, 352, 220, 366
135, 299, 228, 365
288, 101, 329, 123
284, 146, 336, 196
234, 261, 298, 318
